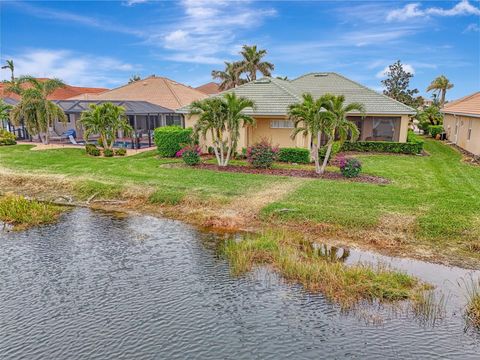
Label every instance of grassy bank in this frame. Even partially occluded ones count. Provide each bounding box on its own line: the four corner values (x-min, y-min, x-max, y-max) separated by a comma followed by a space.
0, 140, 479, 266
223, 231, 428, 308
0, 194, 65, 230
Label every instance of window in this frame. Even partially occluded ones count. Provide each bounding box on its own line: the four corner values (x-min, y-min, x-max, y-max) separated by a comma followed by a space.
467, 119, 472, 141
66, 113, 74, 123
372, 117, 396, 141
270, 120, 294, 128
166, 114, 182, 127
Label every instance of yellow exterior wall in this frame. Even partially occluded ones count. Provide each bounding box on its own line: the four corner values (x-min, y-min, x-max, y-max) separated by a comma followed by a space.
185, 113, 410, 151
443, 113, 480, 156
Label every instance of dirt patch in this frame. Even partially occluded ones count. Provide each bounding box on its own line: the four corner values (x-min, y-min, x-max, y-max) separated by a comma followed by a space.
195, 163, 389, 184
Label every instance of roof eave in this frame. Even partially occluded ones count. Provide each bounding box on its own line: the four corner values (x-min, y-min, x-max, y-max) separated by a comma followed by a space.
441, 110, 480, 118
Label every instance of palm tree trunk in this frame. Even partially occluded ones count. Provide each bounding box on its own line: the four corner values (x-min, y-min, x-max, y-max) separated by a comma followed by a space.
440, 89, 446, 107
313, 132, 322, 174
320, 141, 333, 175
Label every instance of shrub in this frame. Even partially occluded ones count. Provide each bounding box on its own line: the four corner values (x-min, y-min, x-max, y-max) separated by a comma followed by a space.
338, 157, 362, 178
319, 141, 342, 162
85, 143, 100, 156
342, 131, 424, 155
103, 148, 114, 157
235, 147, 247, 160
154, 126, 193, 157
0, 129, 16, 146
175, 144, 201, 158
182, 149, 201, 166
247, 138, 279, 169
207, 146, 215, 155
428, 125, 443, 138
114, 148, 127, 156
278, 147, 310, 163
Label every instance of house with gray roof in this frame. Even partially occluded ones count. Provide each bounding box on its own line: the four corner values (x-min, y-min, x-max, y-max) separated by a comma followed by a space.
180, 72, 415, 150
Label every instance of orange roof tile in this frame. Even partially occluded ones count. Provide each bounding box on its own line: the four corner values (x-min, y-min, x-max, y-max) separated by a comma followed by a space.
69, 75, 207, 110
195, 82, 220, 95
442, 92, 480, 117
0, 79, 107, 100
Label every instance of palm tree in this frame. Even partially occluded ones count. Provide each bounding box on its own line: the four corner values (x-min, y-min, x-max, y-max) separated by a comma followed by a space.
288, 93, 334, 174
128, 74, 141, 83
1, 60, 14, 82
8, 77, 67, 144
80, 102, 133, 150
0, 99, 12, 122
189, 93, 255, 166
319, 94, 363, 173
239, 45, 274, 81
211, 61, 246, 91
426, 75, 454, 107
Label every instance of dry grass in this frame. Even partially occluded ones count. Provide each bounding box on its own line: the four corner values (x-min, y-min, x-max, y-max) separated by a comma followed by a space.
411, 290, 447, 326
0, 194, 66, 230
223, 231, 428, 308
462, 277, 480, 330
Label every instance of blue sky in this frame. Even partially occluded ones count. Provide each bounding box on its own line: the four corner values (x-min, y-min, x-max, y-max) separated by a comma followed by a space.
1, 0, 479, 100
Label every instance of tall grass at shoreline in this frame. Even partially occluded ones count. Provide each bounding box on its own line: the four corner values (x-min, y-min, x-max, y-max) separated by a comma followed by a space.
223, 231, 429, 308
0, 194, 65, 230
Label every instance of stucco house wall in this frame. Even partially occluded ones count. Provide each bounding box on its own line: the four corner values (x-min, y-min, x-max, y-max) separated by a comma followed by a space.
443, 113, 480, 156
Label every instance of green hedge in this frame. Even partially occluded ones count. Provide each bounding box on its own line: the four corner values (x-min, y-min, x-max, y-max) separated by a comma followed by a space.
154, 126, 193, 157
428, 125, 443, 138
0, 129, 16, 146
278, 147, 310, 163
342, 131, 424, 155
319, 141, 342, 161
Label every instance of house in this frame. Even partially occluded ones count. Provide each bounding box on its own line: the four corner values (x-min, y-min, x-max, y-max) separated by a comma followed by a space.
0, 79, 107, 100
179, 72, 415, 151
195, 82, 220, 95
442, 92, 480, 156
69, 75, 207, 113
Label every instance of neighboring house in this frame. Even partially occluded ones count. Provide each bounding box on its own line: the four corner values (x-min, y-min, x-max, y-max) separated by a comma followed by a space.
0, 79, 107, 100
179, 72, 415, 150
442, 92, 480, 156
195, 82, 220, 95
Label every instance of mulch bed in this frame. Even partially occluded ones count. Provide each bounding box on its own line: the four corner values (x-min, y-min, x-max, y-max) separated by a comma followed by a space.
196, 163, 390, 184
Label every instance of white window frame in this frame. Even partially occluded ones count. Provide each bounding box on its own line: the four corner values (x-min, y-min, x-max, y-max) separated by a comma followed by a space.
270, 120, 294, 129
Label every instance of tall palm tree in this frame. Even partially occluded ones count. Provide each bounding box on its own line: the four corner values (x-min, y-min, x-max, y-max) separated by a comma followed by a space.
288, 93, 334, 174
8, 76, 67, 144
320, 94, 364, 174
211, 61, 246, 91
189, 94, 255, 166
0, 99, 12, 122
426, 75, 454, 107
80, 102, 132, 150
1, 60, 14, 82
239, 45, 274, 81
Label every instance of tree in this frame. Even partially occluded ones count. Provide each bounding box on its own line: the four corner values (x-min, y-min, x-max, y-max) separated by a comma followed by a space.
8, 76, 67, 144
1, 60, 14, 83
239, 45, 274, 81
80, 102, 133, 150
0, 99, 12, 122
381, 60, 420, 108
288, 93, 334, 174
189, 93, 255, 166
128, 74, 141, 83
211, 62, 246, 91
320, 94, 363, 174
426, 75, 454, 107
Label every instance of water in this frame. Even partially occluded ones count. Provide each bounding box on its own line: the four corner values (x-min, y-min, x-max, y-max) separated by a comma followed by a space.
0, 208, 479, 359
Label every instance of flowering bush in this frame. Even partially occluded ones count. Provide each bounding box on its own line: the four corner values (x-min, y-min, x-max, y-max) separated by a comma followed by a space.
338, 156, 362, 178
176, 145, 201, 158
247, 138, 279, 169
182, 150, 201, 166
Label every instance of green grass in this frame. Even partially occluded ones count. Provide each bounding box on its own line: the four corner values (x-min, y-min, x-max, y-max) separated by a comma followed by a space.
148, 188, 185, 205
262, 140, 480, 251
0, 194, 65, 229
223, 231, 427, 308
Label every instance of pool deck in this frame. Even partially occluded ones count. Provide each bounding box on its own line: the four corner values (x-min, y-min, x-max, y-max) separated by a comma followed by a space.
17, 141, 155, 157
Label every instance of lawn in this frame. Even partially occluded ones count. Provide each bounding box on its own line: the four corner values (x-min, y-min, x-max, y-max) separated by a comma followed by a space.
0, 140, 479, 265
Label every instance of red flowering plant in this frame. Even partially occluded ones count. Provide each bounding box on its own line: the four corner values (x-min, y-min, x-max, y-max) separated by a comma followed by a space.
246, 138, 279, 169
175, 145, 202, 158
337, 156, 362, 178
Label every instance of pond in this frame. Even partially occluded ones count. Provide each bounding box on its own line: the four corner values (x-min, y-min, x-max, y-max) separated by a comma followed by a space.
0, 208, 479, 359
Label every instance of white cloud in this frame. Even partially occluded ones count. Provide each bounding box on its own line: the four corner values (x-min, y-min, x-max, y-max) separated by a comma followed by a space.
0, 49, 136, 87
156, 0, 277, 64
464, 23, 480, 32
123, 0, 149, 6
376, 64, 415, 79
387, 0, 480, 21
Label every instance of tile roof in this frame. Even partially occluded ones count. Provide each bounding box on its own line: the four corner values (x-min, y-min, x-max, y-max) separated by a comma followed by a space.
0, 79, 107, 100
69, 75, 207, 110
195, 82, 221, 95
178, 72, 416, 115
53, 100, 173, 115
441, 92, 480, 117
